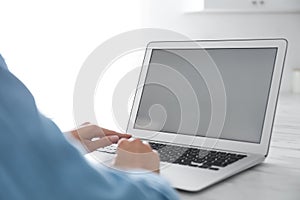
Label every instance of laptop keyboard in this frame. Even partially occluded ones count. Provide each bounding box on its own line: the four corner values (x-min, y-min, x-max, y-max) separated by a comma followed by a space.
97, 142, 247, 171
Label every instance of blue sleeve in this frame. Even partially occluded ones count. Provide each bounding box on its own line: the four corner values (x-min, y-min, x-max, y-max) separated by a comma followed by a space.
0, 54, 179, 200
0, 54, 8, 70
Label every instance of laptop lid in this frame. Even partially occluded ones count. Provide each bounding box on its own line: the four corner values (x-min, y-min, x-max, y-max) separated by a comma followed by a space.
127, 39, 287, 155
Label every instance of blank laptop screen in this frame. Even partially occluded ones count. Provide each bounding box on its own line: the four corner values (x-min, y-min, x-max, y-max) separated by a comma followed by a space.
133, 48, 277, 143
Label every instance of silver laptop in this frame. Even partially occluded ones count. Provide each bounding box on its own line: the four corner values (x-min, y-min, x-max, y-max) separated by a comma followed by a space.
91, 39, 287, 191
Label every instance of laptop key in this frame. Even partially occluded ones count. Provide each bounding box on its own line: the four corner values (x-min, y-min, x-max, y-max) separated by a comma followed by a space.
199, 164, 210, 169
209, 167, 219, 171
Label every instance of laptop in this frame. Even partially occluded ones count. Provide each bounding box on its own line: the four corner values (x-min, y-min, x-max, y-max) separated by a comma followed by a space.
90, 39, 287, 191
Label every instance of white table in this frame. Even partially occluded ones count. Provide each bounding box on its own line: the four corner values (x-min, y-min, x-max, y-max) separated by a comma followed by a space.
179, 93, 300, 200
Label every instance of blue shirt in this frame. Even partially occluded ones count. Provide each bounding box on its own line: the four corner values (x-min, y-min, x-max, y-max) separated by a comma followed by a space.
0, 54, 179, 200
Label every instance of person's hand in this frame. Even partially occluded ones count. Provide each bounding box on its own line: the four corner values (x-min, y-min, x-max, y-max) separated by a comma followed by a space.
114, 138, 160, 174
69, 122, 131, 152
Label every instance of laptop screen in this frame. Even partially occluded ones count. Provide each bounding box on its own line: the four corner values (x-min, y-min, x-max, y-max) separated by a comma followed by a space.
133, 48, 277, 143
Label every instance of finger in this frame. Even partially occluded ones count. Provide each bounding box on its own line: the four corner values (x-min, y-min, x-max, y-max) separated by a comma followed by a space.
87, 135, 119, 152
82, 125, 131, 139
117, 138, 130, 149
152, 149, 159, 156
118, 138, 129, 145
117, 133, 132, 139
132, 138, 142, 143
81, 122, 91, 126
142, 141, 152, 150
75, 124, 102, 139
101, 128, 132, 139
77, 124, 132, 139
78, 125, 115, 139
127, 139, 153, 153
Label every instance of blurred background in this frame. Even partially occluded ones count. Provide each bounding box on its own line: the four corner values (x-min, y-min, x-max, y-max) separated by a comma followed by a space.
0, 0, 299, 132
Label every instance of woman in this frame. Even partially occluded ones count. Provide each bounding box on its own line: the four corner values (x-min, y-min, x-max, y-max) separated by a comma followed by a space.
0, 54, 178, 200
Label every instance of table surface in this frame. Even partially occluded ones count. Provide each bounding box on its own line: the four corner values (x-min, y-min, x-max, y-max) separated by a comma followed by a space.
179, 93, 300, 200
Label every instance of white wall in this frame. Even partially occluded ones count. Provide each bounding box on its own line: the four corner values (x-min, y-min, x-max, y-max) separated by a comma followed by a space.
0, 0, 299, 132
141, 0, 300, 92
0, 0, 142, 130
